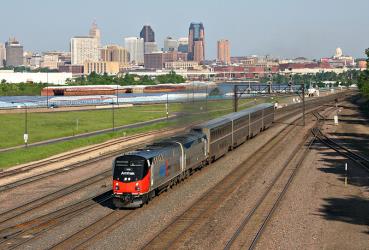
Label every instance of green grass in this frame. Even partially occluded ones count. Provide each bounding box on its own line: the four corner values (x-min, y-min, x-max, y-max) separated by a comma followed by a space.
0, 104, 177, 149
0, 97, 282, 169
0, 121, 176, 168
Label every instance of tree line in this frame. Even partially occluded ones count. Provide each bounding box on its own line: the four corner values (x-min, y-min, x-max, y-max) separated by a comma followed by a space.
358, 49, 369, 98
68, 71, 186, 86
260, 70, 360, 88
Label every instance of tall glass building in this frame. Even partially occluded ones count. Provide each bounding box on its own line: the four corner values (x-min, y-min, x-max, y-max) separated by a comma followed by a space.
188, 22, 205, 63
140, 25, 155, 43
124, 37, 144, 65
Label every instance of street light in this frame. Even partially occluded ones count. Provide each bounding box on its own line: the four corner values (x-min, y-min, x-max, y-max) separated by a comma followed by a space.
46, 72, 49, 108
12, 101, 28, 147
107, 97, 115, 131
166, 92, 169, 121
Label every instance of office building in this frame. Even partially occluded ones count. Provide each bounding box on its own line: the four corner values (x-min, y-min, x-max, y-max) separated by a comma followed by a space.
58, 64, 84, 76
140, 25, 155, 43
0, 43, 5, 67
41, 53, 60, 70
164, 61, 200, 70
84, 61, 120, 75
164, 36, 178, 52
124, 37, 144, 65
178, 37, 189, 53
217, 39, 230, 64
144, 42, 159, 54
70, 36, 99, 65
144, 51, 187, 70
89, 21, 101, 46
144, 52, 163, 69
188, 22, 205, 62
5, 37, 24, 67
29, 53, 42, 69
100, 45, 130, 67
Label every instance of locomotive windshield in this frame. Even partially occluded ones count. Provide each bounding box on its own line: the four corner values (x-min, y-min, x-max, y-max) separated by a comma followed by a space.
113, 156, 148, 182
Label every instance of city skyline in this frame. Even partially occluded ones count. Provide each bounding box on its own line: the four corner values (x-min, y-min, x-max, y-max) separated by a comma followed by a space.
0, 0, 368, 59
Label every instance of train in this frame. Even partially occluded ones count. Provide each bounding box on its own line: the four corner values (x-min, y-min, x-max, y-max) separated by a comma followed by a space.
112, 103, 275, 208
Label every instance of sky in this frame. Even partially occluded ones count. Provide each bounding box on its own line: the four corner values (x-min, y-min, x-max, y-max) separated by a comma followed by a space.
1, 0, 368, 59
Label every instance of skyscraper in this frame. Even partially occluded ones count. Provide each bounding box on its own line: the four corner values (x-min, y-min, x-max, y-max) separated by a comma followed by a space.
70, 36, 99, 65
164, 36, 178, 52
5, 37, 23, 67
188, 22, 205, 63
144, 42, 159, 54
100, 45, 130, 67
140, 25, 155, 43
217, 39, 230, 64
89, 21, 101, 46
178, 37, 189, 53
124, 37, 144, 65
0, 43, 5, 68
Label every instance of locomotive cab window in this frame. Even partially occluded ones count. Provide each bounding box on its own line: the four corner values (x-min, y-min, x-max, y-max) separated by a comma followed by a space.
113, 156, 149, 182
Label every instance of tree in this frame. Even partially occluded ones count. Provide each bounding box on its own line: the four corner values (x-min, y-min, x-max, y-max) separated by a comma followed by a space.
358, 48, 369, 98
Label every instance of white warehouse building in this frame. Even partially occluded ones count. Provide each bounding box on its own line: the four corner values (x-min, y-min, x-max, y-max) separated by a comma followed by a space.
0, 71, 72, 85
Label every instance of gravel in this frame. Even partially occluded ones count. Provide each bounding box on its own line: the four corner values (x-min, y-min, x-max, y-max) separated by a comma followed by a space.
254, 99, 369, 250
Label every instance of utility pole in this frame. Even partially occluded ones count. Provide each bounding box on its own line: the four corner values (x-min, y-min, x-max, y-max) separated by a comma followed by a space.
24, 103, 28, 147
205, 84, 208, 112
166, 92, 169, 121
116, 84, 119, 106
112, 98, 115, 131
233, 85, 238, 112
302, 84, 305, 126
46, 72, 49, 108
12, 102, 28, 147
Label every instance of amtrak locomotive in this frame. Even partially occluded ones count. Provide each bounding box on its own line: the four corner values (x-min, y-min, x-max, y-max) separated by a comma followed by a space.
112, 103, 275, 208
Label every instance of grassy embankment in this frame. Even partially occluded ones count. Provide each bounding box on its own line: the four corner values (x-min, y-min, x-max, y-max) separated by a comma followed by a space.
0, 104, 173, 149
0, 97, 279, 168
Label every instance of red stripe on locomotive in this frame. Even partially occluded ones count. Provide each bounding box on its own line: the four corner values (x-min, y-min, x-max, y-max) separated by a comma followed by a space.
113, 170, 151, 194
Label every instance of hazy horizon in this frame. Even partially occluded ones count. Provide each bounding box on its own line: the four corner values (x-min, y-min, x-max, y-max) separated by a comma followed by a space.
1, 0, 368, 59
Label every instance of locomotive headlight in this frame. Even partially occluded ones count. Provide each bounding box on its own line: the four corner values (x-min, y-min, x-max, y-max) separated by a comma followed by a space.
135, 182, 140, 191
115, 182, 119, 190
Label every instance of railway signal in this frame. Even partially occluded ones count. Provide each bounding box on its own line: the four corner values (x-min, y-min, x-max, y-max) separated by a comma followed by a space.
288, 74, 294, 93
267, 67, 273, 94
233, 83, 306, 126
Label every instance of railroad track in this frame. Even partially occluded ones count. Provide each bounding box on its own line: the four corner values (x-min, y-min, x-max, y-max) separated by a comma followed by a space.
0, 192, 113, 249
0, 106, 322, 249
0, 127, 175, 180
0, 95, 350, 249
0, 127, 190, 193
49, 102, 341, 250
0, 169, 111, 227
142, 107, 335, 250
223, 110, 331, 249
141, 111, 312, 249
312, 127, 369, 173
49, 209, 134, 250
0, 92, 349, 193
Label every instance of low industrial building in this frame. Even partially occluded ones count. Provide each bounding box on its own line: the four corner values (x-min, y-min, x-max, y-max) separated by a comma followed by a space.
0, 71, 73, 84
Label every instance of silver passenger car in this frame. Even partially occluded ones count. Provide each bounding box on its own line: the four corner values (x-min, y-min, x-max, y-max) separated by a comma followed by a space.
225, 103, 275, 147
191, 117, 233, 162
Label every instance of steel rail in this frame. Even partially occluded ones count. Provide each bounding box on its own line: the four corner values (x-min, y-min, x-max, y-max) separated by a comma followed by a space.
224, 110, 329, 249
0, 192, 113, 249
